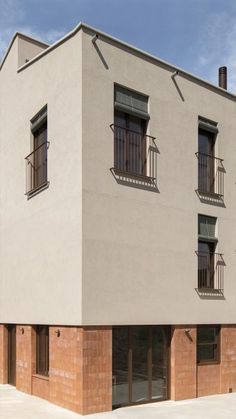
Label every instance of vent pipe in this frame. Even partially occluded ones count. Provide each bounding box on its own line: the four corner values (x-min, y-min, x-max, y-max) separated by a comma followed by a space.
218, 66, 227, 90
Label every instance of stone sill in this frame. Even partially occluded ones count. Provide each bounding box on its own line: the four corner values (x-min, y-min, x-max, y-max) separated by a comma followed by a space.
32, 374, 49, 381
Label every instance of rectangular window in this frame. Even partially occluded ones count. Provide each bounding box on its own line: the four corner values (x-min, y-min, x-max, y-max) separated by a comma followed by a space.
113, 85, 150, 177
197, 117, 224, 197
36, 325, 49, 376
197, 326, 220, 364
198, 215, 217, 290
25, 106, 48, 195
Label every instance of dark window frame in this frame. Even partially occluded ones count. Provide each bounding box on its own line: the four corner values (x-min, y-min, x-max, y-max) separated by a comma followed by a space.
197, 215, 218, 290
25, 105, 49, 196
114, 110, 147, 177
36, 325, 49, 377
197, 325, 220, 364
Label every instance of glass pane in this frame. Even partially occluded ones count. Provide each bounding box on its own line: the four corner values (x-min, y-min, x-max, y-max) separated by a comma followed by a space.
198, 130, 214, 155
198, 215, 216, 238
112, 327, 129, 406
197, 344, 216, 362
198, 327, 216, 343
198, 130, 215, 193
132, 326, 149, 403
152, 327, 167, 400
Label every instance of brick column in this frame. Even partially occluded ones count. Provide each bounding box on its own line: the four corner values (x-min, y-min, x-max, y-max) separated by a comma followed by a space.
82, 327, 112, 415
49, 326, 112, 415
220, 325, 236, 393
50, 326, 83, 412
16, 325, 35, 394
171, 325, 197, 400
0, 325, 8, 383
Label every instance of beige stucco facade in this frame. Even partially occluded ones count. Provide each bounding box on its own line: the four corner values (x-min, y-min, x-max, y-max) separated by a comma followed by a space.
1, 23, 236, 326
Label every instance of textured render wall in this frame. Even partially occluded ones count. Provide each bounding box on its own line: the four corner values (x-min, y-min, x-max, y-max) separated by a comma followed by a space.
17, 35, 48, 68
171, 326, 197, 400
0, 325, 8, 383
0, 32, 83, 326
16, 325, 35, 394
81, 28, 236, 326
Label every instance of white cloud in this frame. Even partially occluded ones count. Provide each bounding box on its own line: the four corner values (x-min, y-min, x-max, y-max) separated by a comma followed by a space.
0, 0, 67, 64
0, 26, 66, 64
195, 10, 236, 92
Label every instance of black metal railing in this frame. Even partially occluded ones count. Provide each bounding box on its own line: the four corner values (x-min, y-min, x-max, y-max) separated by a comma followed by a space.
25, 142, 49, 195
196, 152, 224, 197
196, 251, 224, 291
110, 124, 157, 180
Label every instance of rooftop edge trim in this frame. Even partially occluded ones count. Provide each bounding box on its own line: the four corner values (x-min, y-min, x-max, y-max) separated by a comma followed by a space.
1, 22, 236, 100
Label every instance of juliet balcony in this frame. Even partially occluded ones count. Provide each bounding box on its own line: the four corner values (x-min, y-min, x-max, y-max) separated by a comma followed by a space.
25, 141, 49, 196
196, 250, 224, 292
196, 152, 224, 198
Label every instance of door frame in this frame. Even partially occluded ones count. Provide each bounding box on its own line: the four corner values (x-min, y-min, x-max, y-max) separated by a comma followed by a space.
8, 324, 16, 386
112, 325, 171, 408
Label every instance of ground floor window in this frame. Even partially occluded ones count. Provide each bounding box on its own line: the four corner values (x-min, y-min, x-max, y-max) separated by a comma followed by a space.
197, 325, 220, 364
112, 325, 170, 408
36, 325, 49, 376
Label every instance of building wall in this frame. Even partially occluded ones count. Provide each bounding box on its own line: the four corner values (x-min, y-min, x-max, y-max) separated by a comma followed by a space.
1, 26, 236, 327
81, 27, 236, 325
0, 32, 83, 325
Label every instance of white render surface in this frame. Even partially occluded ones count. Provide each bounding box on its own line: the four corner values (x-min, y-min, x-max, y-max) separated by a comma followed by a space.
0, 31, 83, 325
81, 28, 236, 325
1, 385, 236, 419
1, 24, 236, 325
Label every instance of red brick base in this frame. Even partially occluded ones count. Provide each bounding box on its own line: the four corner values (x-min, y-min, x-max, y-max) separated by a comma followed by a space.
171, 325, 236, 401
2, 323, 236, 414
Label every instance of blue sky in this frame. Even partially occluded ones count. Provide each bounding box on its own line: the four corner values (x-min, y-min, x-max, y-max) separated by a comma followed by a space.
1, 0, 236, 91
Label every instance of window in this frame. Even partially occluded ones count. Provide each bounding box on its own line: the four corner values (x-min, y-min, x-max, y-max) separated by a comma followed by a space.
113, 85, 150, 178
25, 106, 48, 195
197, 117, 223, 197
36, 325, 49, 376
197, 326, 220, 363
197, 215, 217, 289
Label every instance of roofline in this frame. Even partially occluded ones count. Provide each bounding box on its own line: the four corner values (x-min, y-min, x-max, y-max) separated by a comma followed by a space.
2, 22, 236, 100
0, 32, 49, 71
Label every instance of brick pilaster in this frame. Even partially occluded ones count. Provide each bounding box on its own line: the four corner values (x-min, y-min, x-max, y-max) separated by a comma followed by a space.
171, 325, 197, 400
16, 325, 35, 394
0, 325, 8, 383
220, 325, 236, 393
49, 326, 83, 412
82, 327, 112, 415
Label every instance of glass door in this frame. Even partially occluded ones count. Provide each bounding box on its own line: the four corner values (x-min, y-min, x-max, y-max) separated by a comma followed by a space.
112, 326, 169, 408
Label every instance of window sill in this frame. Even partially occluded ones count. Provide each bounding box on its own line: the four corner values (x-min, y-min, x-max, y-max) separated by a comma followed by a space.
26, 181, 49, 199
111, 167, 155, 182
32, 374, 49, 381
196, 189, 224, 198
197, 360, 220, 366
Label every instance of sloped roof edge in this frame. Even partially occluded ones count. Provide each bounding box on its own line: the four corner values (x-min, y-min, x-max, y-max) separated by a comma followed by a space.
0, 32, 49, 71
1, 22, 236, 100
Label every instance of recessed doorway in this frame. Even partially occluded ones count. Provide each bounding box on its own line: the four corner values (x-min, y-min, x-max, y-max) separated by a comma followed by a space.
112, 325, 170, 408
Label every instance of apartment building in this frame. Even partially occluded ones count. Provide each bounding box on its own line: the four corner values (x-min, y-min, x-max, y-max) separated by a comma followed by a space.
0, 22, 236, 415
